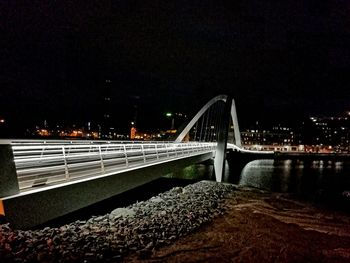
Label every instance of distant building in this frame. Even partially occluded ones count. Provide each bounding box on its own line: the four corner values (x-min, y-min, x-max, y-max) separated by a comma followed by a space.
100, 79, 114, 139
240, 112, 350, 153
130, 126, 137, 139
241, 124, 296, 146
303, 113, 350, 152
128, 127, 175, 141
30, 121, 101, 140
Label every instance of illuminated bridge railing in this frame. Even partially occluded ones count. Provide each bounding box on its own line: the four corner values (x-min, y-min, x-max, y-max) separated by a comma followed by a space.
11, 141, 216, 191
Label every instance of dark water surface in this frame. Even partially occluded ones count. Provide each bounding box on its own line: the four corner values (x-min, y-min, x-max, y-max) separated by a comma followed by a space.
225, 158, 350, 213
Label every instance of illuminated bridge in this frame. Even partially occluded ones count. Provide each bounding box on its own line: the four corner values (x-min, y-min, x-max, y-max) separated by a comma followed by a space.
0, 95, 271, 228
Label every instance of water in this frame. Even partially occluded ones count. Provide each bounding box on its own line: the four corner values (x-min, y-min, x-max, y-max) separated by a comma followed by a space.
225, 158, 350, 213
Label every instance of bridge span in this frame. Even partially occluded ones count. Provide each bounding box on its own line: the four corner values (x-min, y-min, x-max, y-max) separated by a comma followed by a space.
0, 140, 217, 228
0, 94, 273, 228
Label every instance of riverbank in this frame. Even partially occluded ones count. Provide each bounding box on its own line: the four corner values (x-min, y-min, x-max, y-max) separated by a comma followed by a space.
1, 181, 350, 262
127, 186, 350, 263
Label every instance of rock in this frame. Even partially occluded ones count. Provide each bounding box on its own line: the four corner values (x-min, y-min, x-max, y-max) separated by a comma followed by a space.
109, 208, 136, 220
150, 197, 163, 203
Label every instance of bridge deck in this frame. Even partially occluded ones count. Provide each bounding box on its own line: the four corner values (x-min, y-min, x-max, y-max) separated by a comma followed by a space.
0, 140, 216, 229
7, 140, 215, 193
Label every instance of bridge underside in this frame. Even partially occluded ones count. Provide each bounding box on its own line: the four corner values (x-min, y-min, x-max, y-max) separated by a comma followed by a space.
2, 152, 214, 229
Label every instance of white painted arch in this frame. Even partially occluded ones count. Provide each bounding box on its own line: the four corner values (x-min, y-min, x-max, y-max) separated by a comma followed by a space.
175, 95, 242, 148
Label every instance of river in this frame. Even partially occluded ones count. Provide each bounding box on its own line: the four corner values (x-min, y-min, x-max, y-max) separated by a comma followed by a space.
169, 157, 350, 212
226, 158, 350, 212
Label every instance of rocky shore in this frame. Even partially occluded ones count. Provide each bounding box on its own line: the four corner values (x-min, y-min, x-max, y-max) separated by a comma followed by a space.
0, 180, 236, 262
2, 180, 350, 262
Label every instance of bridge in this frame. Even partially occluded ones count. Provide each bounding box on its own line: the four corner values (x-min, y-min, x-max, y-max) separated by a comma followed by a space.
0, 95, 271, 228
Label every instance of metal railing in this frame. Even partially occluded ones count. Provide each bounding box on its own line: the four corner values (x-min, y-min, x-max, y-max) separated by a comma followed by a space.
10, 140, 216, 191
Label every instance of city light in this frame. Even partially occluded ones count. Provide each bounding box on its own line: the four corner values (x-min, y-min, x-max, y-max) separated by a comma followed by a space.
166, 112, 172, 117
0, 119, 4, 123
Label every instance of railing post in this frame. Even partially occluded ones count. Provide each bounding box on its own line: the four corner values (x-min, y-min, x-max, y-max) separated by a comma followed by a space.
141, 144, 146, 163
123, 145, 129, 167
40, 147, 45, 158
98, 145, 105, 173
62, 146, 69, 180
155, 144, 159, 160
175, 144, 178, 157
0, 144, 20, 198
166, 144, 169, 158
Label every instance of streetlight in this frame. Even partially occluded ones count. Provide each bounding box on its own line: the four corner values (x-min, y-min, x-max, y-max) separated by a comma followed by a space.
165, 112, 174, 130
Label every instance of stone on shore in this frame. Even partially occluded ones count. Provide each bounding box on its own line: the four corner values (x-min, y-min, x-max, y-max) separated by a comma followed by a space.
0, 180, 236, 262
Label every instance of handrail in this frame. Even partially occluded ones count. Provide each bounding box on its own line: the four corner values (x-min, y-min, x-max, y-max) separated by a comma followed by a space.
10, 141, 216, 192
1, 139, 177, 145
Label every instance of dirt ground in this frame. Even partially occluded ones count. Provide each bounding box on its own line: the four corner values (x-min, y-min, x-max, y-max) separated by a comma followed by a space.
126, 187, 350, 263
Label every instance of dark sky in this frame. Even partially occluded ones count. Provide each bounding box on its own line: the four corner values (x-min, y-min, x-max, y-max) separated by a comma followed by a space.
1, 1, 350, 134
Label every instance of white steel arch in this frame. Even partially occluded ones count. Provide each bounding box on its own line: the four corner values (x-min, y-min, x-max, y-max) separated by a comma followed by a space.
175, 94, 242, 148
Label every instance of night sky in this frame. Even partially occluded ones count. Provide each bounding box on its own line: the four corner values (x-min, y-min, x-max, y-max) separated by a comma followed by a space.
1, 1, 350, 135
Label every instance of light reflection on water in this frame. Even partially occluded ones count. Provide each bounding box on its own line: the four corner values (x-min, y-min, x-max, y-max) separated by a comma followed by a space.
165, 163, 214, 181
234, 159, 350, 211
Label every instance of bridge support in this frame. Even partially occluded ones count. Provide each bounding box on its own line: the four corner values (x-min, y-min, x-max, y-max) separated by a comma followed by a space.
174, 94, 242, 182
231, 98, 242, 148
0, 144, 19, 199
214, 97, 232, 182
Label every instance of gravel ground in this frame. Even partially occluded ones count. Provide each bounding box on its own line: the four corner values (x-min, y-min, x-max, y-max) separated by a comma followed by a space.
0, 180, 236, 262
124, 187, 350, 263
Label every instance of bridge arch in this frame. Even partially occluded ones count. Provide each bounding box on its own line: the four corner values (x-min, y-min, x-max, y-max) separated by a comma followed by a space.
175, 95, 242, 182
175, 94, 241, 147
